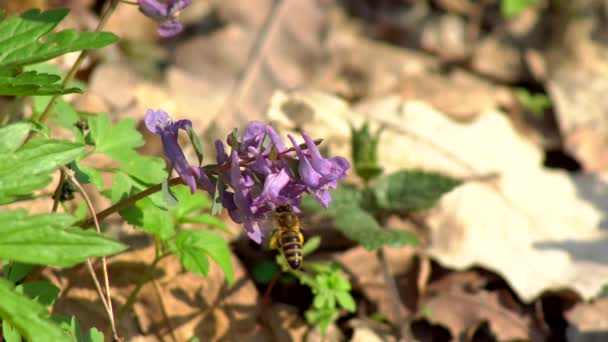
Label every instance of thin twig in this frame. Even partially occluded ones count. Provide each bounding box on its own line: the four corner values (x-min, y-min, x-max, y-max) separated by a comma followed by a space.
60, 166, 120, 341
376, 248, 414, 341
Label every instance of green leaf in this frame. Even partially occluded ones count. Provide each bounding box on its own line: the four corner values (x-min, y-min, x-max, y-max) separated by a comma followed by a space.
210, 176, 224, 216
0, 173, 51, 199
119, 156, 167, 184
84, 327, 104, 342
0, 138, 84, 177
302, 185, 365, 215
161, 178, 178, 208
252, 260, 279, 285
500, 0, 538, 18
88, 113, 143, 162
302, 236, 321, 256
186, 125, 203, 166
333, 207, 419, 250
73, 162, 103, 190
181, 214, 232, 234
0, 210, 127, 267
173, 230, 234, 284
0, 8, 119, 68
351, 122, 383, 182
0, 278, 69, 341
172, 185, 212, 218
2, 320, 22, 342
19, 281, 60, 307
0, 70, 81, 95
373, 170, 461, 212
335, 291, 356, 312
0, 122, 31, 153
4, 262, 34, 283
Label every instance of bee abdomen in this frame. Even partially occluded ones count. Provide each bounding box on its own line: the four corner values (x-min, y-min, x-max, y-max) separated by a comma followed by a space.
280, 230, 303, 270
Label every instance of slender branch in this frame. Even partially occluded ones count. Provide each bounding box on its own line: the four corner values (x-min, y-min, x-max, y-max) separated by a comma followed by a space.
36, 0, 120, 125
80, 177, 184, 228
376, 248, 414, 340
151, 279, 178, 342
60, 166, 120, 341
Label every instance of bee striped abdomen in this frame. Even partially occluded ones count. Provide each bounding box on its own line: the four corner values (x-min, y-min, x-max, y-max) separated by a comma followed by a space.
280, 230, 303, 269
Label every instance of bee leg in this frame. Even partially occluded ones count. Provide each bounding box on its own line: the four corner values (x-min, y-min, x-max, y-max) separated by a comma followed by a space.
269, 229, 280, 250
297, 231, 304, 244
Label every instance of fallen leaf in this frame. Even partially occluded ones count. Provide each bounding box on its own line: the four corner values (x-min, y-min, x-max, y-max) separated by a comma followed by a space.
266, 90, 608, 302
566, 297, 608, 342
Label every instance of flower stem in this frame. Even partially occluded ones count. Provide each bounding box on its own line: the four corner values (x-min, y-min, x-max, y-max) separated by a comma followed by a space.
80, 176, 184, 228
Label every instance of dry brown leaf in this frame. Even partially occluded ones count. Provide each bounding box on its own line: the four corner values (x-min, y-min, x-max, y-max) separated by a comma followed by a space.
421, 289, 537, 341
566, 297, 608, 342
267, 90, 608, 302
50, 235, 267, 341
546, 2, 608, 172
173, 0, 329, 132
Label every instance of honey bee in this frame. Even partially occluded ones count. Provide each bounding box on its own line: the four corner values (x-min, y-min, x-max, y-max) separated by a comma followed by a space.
269, 205, 304, 270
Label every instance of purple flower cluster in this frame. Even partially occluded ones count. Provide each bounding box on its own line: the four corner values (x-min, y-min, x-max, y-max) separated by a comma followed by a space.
138, 0, 191, 37
145, 109, 350, 243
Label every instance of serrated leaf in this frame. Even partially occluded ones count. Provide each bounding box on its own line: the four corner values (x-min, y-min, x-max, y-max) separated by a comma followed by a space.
73, 162, 103, 190
335, 291, 356, 312
2, 320, 21, 342
0, 278, 69, 341
0, 138, 84, 177
171, 185, 212, 218
0, 8, 118, 68
0, 173, 51, 199
0, 210, 127, 267
333, 207, 419, 250
373, 170, 461, 212
0, 70, 81, 95
173, 230, 234, 284
19, 281, 60, 307
0, 122, 30, 153
88, 113, 143, 162
119, 155, 167, 184
108, 172, 133, 203
302, 185, 365, 215
181, 215, 231, 234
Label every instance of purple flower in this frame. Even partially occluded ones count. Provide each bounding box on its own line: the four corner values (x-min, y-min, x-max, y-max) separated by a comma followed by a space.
227, 152, 265, 243
145, 109, 200, 193
138, 0, 192, 37
288, 133, 350, 207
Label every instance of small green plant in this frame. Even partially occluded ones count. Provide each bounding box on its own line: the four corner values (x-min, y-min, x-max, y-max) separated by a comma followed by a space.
273, 237, 356, 334
301, 122, 462, 336
516, 88, 552, 117
500, 0, 539, 18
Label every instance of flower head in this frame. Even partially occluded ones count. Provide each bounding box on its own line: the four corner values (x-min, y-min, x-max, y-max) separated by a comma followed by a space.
138, 0, 192, 37
288, 133, 350, 207
145, 109, 200, 193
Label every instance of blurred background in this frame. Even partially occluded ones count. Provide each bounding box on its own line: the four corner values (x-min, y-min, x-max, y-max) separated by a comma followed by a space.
4, 0, 608, 341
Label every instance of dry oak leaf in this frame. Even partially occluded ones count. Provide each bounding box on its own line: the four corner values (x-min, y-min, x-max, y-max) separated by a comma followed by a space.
267, 90, 608, 302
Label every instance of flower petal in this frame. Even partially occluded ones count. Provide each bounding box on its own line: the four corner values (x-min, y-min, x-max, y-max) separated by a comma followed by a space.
144, 108, 171, 134
168, 0, 192, 15
158, 20, 184, 37
139, 0, 169, 18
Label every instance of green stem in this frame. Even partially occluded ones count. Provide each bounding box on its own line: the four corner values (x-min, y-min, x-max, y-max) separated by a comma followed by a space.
36, 0, 120, 125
